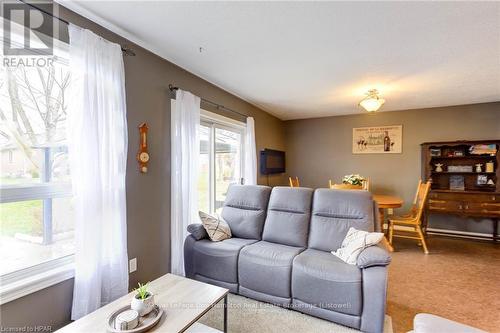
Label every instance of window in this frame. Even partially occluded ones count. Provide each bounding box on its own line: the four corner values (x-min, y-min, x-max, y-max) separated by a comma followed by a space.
0, 40, 74, 292
198, 112, 245, 215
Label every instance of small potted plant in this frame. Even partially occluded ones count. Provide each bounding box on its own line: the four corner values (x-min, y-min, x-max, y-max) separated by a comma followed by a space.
341, 174, 366, 189
131, 282, 154, 316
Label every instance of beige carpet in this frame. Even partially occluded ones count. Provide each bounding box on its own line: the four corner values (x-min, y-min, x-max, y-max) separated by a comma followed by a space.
387, 236, 500, 333
197, 294, 393, 333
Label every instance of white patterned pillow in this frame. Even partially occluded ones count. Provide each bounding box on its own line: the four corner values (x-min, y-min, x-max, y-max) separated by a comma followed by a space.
332, 227, 384, 264
199, 211, 232, 242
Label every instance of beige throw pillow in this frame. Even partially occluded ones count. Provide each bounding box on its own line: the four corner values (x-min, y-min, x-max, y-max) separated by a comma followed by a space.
332, 227, 384, 265
199, 211, 232, 242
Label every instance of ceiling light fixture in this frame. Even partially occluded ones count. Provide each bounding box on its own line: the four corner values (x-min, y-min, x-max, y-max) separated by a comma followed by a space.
359, 89, 385, 112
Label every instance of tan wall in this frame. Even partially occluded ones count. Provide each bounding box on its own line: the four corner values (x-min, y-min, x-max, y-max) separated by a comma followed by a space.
285, 102, 500, 232
0, 4, 285, 330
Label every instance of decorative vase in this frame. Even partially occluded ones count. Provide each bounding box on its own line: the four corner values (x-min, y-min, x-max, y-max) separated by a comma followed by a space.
131, 293, 155, 316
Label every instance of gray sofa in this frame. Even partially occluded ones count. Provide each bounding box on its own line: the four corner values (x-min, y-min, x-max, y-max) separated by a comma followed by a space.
184, 185, 391, 333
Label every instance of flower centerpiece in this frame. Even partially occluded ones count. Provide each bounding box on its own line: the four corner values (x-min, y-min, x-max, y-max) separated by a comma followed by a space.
131, 282, 155, 316
342, 174, 366, 187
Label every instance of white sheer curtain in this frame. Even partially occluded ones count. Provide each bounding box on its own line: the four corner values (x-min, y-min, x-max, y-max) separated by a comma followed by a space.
68, 24, 129, 320
244, 117, 257, 185
171, 90, 200, 276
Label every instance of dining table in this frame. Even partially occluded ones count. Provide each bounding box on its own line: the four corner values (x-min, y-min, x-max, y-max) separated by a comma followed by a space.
373, 194, 404, 252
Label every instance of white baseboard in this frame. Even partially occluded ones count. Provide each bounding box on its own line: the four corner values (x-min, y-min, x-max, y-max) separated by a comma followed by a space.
383, 223, 495, 241
426, 228, 495, 240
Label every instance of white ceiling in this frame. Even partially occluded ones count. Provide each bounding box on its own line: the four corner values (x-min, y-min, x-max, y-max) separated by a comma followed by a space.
60, 1, 500, 120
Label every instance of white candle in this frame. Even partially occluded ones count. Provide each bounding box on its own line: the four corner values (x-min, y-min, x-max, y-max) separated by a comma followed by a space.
115, 309, 139, 330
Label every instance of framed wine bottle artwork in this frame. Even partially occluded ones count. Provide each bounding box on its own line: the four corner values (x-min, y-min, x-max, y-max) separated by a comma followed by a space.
352, 125, 403, 154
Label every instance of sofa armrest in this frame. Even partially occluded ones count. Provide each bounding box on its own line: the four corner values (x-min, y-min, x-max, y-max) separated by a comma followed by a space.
187, 223, 208, 240
357, 245, 391, 269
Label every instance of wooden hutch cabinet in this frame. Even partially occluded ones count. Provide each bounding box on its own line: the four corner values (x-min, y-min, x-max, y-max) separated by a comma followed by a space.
421, 140, 500, 242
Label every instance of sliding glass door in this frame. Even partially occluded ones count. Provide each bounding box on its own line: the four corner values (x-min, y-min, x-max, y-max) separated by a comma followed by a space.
198, 117, 244, 215
215, 127, 242, 212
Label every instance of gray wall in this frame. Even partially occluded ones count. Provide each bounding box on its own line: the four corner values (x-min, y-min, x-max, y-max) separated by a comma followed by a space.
285, 102, 500, 233
0, 4, 286, 330
0, 280, 74, 330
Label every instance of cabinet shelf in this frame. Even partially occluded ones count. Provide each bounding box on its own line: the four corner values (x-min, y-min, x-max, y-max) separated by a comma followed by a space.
431, 172, 496, 175
431, 155, 495, 159
431, 189, 500, 194
432, 187, 497, 193
422, 140, 500, 195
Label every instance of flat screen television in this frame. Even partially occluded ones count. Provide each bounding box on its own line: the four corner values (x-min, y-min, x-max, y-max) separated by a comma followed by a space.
260, 149, 285, 174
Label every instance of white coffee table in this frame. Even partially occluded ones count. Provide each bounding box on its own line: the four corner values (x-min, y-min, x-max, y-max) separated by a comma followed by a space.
58, 273, 228, 333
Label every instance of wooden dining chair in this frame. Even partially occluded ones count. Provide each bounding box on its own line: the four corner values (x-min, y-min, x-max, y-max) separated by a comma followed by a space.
388, 180, 432, 254
399, 179, 423, 218
362, 177, 370, 191
289, 176, 300, 187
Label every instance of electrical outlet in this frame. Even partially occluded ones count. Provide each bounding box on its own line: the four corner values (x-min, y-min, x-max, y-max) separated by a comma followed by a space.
129, 258, 137, 273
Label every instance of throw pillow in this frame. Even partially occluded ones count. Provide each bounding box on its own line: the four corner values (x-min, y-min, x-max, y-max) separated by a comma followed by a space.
199, 211, 232, 242
332, 227, 384, 265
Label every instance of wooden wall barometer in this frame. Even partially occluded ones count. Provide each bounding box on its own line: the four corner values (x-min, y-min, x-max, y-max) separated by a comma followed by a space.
137, 123, 149, 173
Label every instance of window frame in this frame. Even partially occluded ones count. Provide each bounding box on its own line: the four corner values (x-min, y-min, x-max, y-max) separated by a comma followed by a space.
0, 182, 72, 203
200, 110, 246, 215
0, 255, 74, 305
0, 153, 74, 300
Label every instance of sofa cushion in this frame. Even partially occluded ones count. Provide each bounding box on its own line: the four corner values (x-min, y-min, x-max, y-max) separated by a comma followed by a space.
292, 249, 363, 316
221, 185, 272, 239
239, 241, 304, 299
192, 237, 257, 283
262, 187, 313, 247
308, 189, 375, 252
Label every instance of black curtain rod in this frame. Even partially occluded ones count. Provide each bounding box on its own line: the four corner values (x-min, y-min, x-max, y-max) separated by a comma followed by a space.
169, 84, 248, 119
18, 0, 136, 56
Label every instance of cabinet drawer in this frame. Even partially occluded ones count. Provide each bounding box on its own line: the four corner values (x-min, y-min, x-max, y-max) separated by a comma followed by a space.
429, 192, 499, 203
462, 194, 499, 203
428, 199, 463, 212
464, 202, 500, 215
427, 191, 500, 216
